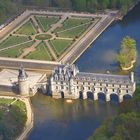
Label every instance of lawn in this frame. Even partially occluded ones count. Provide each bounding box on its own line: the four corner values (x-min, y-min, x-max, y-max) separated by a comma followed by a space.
0, 36, 30, 49
0, 98, 27, 140
36, 16, 59, 32
26, 42, 53, 61
57, 23, 91, 38
50, 39, 73, 56
55, 17, 93, 32
15, 20, 37, 35
0, 41, 34, 58
0, 98, 26, 112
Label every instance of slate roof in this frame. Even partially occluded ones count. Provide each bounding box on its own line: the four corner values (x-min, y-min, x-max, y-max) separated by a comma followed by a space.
75, 72, 131, 85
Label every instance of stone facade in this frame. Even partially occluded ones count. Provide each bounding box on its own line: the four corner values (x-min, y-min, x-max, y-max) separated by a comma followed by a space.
18, 67, 29, 95
0, 67, 46, 96
50, 64, 136, 102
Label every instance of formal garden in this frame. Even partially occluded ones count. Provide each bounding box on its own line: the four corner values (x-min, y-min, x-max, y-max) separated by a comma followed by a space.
0, 14, 100, 61
26, 42, 53, 61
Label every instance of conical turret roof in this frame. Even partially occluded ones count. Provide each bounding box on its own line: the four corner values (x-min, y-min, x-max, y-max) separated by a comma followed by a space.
18, 66, 28, 79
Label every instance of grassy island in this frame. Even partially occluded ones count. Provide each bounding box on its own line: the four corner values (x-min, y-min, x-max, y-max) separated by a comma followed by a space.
117, 36, 137, 71
88, 85, 140, 140
0, 98, 27, 140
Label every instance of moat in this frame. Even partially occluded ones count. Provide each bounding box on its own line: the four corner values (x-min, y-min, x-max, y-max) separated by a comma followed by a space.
28, 3, 140, 140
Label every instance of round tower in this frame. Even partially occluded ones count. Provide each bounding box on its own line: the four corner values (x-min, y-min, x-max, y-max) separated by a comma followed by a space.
18, 67, 29, 95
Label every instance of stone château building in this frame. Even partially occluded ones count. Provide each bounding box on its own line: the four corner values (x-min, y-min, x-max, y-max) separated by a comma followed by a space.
0, 64, 136, 102
50, 64, 136, 102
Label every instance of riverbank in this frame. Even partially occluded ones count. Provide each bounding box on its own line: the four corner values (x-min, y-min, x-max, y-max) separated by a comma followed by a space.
88, 85, 140, 140
0, 96, 33, 140
118, 0, 140, 20
16, 98, 33, 140
121, 59, 136, 71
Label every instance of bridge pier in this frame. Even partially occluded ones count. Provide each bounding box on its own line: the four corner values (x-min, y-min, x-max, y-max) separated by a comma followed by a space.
72, 93, 79, 99
52, 92, 61, 99
106, 94, 110, 102
93, 93, 98, 101
83, 91, 87, 99
118, 95, 123, 103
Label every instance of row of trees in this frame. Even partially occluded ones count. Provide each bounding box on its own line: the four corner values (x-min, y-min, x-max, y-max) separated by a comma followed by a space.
88, 86, 140, 140
0, 0, 19, 24
0, 0, 139, 24
20, 0, 139, 12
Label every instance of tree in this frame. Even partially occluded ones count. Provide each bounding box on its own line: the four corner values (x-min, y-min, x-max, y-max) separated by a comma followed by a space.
117, 36, 137, 69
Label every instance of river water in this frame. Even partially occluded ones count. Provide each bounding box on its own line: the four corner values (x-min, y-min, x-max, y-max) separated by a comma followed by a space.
28, 3, 140, 140
76, 3, 140, 82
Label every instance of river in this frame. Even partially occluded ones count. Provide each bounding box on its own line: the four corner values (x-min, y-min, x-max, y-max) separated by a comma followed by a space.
76, 3, 140, 82
28, 3, 140, 140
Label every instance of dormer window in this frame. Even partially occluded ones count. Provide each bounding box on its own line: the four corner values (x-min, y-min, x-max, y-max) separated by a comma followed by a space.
87, 77, 90, 81
92, 78, 96, 81
54, 74, 58, 81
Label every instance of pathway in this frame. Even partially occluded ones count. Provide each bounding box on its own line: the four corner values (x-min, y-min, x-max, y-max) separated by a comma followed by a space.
12, 34, 28, 37
56, 37, 73, 40
16, 98, 33, 140
47, 14, 69, 34
31, 16, 43, 33
45, 41, 57, 61
18, 40, 40, 59
0, 40, 33, 52
56, 20, 93, 34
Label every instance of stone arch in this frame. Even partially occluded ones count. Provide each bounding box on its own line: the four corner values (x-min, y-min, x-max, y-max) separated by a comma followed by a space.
123, 94, 132, 101
61, 91, 64, 98
87, 91, 94, 100
110, 93, 119, 103
98, 92, 106, 102
79, 91, 83, 99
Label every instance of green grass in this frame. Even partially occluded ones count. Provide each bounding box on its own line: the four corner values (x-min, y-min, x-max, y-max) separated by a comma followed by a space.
50, 39, 73, 56
55, 18, 92, 32
36, 16, 59, 32
15, 20, 37, 35
0, 98, 26, 112
57, 23, 91, 38
26, 42, 53, 61
0, 98, 27, 140
0, 35, 30, 49
0, 41, 34, 57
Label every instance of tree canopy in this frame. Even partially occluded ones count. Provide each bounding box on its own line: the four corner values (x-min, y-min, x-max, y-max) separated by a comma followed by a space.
0, 0, 139, 24
88, 85, 140, 140
117, 36, 137, 69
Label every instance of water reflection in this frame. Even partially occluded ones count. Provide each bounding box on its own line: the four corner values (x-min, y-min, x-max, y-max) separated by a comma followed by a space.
28, 94, 118, 140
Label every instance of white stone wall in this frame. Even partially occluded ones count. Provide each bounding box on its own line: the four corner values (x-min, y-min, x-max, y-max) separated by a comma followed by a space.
18, 79, 29, 95
50, 65, 136, 102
